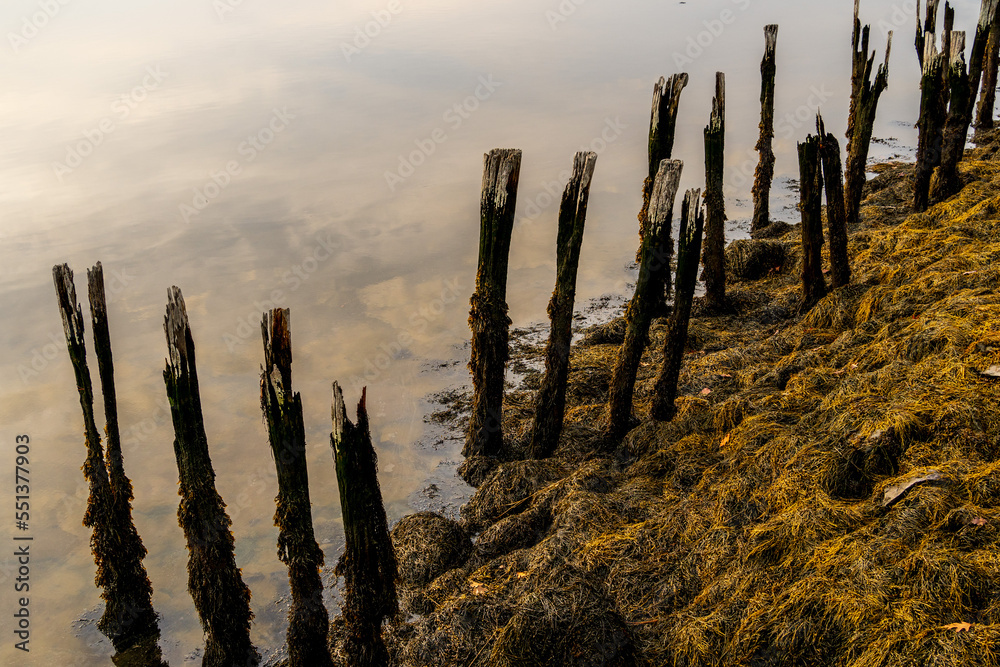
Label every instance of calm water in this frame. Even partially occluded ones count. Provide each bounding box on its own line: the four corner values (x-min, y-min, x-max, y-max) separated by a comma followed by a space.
0, 0, 982, 663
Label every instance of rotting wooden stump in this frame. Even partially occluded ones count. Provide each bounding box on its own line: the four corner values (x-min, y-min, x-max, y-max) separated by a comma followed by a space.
751, 24, 779, 234
528, 151, 597, 460
638, 73, 688, 298
915, 0, 941, 69
702, 72, 726, 312
931, 31, 971, 205
651, 189, 705, 422
816, 115, 851, 289
331, 383, 398, 667
975, 9, 1000, 129
914, 38, 949, 213
965, 0, 1000, 119
162, 287, 259, 667
606, 159, 683, 442
53, 264, 160, 653
845, 0, 891, 226
798, 136, 827, 311
466, 148, 521, 460
260, 309, 332, 667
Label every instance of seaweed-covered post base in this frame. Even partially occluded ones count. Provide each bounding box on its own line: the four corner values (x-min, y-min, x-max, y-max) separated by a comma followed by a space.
651, 190, 705, 421
260, 309, 332, 667
331, 383, 398, 667
162, 287, 258, 667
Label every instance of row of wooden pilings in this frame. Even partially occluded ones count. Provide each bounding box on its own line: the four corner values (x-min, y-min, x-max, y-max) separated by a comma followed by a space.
53, 1, 1000, 665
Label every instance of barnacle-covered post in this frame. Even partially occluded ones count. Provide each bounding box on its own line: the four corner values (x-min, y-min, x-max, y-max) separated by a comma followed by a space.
528, 151, 597, 459
260, 309, 332, 667
162, 287, 259, 667
54, 264, 161, 654
466, 148, 522, 459
798, 137, 827, 311
651, 190, 705, 421
845, 0, 891, 225
639, 73, 688, 298
816, 116, 851, 289
331, 383, 398, 667
607, 159, 683, 442
702, 72, 727, 311
751, 24, 779, 234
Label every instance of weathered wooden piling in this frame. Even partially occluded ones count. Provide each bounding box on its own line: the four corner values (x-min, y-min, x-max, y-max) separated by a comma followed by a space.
260, 309, 332, 667
84, 263, 159, 650
651, 189, 704, 422
975, 12, 1000, 129
702, 72, 727, 311
816, 116, 851, 289
527, 151, 597, 460
798, 137, 827, 311
965, 1, 1000, 117
845, 0, 891, 226
162, 287, 258, 667
53, 264, 160, 652
331, 383, 398, 667
606, 159, 683, 442
915, 0, 941, 68
931, 32, 971, 204
751, 24, 779, 234
466, 148, 522, 460
914, 39, 949, 212
638, 74, 688, 297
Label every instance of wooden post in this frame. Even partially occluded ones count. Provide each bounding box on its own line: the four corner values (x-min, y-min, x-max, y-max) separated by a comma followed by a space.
650, 190, 704, 422
606, 159, 683, 442
975, 12, 1000, 129
702, 72, 726, 311
260, 309, 333, 667
162, 287, 258, 667
798, 137, 827, 311
966, 1, 1000, 118
931, 32, 971, 204
914, 40, 949, 212
53, 264, 161, 652
84, 263, 159, 650
527, 151, 597, 460
845, 1, 891, 226
816, 115, 851, 289
466, 148, 521, 459
638, 73, 688, 297
751, 25, 779, 234
915, 0, 941, 68
331, 383, 398, 667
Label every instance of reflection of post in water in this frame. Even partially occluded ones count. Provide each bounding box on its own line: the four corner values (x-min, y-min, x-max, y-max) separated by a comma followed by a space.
52, 263, 163, 658
162, 286, 259, 667
330, 382, 398, 667
260, 309, 333, 667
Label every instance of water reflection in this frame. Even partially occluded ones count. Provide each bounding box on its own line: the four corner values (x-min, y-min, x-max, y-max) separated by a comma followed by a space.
0, 0, 976, 663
